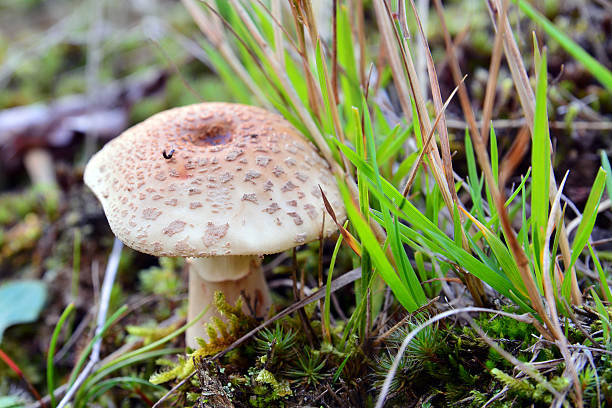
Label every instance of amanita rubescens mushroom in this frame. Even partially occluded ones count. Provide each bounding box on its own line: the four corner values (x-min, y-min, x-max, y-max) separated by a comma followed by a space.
84, 103, 345, 348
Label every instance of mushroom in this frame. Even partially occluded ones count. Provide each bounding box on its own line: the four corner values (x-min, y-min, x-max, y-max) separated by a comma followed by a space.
84, 103, 345, 348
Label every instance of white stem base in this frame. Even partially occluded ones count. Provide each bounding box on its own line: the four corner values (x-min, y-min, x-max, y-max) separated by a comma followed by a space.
186, 256, 271, 349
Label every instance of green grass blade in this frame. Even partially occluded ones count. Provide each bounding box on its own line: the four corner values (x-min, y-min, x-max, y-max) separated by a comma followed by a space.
589, 243, 612, 302
81, 376, 166, 406
569, 167, 607, 269
461, 208, 528, 297
361, 98, 426, 304
591, 289, 611, 342
337, 179, 418, 311
377, 125, 413, 164
516, 0, 612, 91
67, 305, 129, 387
47, 303, 75, 408
323, 223, 345, 343
486, 127, 499, 223
601, 150, 612, 200
531, 50, 550, 251
464, 129, 485, 222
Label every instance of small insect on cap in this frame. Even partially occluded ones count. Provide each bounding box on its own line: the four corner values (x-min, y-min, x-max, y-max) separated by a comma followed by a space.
84, 103, 345, 259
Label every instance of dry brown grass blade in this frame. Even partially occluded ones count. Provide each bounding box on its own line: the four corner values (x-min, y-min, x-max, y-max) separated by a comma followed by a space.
479, 0, 508, 148
373, 1, 452, 214
499, 125, 530, 189
320, 185, 362, 257
402, 75, 466, 197
294, 2, 348, 174
224, 0, 337, 173
182, 0, 271, 109
542, 172, 583, 406
331, 0, 339, 102
371, 0, 413, 120
407, 0, 456, 202
287, 1, 324, 121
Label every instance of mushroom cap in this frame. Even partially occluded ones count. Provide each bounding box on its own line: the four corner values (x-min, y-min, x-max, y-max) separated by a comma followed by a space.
84, 103, 345, 258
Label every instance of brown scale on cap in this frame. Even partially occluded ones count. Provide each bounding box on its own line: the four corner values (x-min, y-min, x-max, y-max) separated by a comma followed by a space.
84, 103, 345, 258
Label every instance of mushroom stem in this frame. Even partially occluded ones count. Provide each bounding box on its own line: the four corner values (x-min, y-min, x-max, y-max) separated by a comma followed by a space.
186, 255, 271, 349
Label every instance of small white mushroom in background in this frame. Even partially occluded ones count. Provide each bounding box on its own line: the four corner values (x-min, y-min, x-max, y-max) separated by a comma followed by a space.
84, 102, 345, 349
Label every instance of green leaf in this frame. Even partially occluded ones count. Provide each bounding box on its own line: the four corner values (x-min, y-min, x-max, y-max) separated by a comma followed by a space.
0, 280, 47, 343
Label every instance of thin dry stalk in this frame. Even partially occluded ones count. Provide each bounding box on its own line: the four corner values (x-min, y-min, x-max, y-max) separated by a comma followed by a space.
479, 0, 507, 148
287, 1, 324, 120
182, 0, 272, 109
331, 0, 339, 102
402, 76, 466, 197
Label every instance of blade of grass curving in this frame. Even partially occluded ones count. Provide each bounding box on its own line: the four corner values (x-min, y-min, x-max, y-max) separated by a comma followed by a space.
76, 348, 183, 408
569, 167, 607, 270
337, 178, 418, 311
334, 134, 527, 306
81, 377, 166, 407
515, 0, 612, 91
67, 305, 128, 388
460, 207, 527, 297
48, 303, 75, 408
